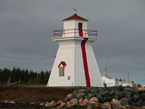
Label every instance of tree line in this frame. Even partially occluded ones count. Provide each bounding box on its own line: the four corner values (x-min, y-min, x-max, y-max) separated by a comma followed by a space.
0, 67, 50, 86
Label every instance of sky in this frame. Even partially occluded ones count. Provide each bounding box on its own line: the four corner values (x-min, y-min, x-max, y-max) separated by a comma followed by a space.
0, 0, 145, 85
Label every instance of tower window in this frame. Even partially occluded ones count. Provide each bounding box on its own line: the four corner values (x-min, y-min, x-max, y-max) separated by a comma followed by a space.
58, 61, 67, 77
59, 67, 64, 76
78, 23, 83, 29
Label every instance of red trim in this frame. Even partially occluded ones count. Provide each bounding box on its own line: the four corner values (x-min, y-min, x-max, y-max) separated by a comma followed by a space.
62, 14, 88, 21
81, 38, 91, 87
54, 29, 97, 38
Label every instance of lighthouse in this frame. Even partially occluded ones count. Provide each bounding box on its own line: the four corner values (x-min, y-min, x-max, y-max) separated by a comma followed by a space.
47, 8, 103, 87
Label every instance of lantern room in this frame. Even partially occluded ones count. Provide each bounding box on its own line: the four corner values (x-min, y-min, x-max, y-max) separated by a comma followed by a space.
62, 14, 88, 37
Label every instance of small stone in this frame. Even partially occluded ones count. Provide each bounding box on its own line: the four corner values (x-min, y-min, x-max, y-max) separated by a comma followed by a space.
110, 98, 122, 108
100, 105, 108, 109
87, 105, 92, 109
66, 101, 72, 107
77, 92, 86, 99
56, 106, 61, 109
50, 100, 57, 107
5, 100, 8, 103
60, 102, 66, 107
125, 105, 131, 108
57, 100, 62, 105
67, 94, 72, 98
71, 90, 79, 97
79, 98, 89, 106
63, 97, 70, 102
70, 98, 78, 106
40, 102, 44, 105
90, 97, 98, 102
8, 100, 15, 104
79, 98, 83, 104
87, 101, 96, 105
30, 102, 35, 104
112, 104, 119, 108
83, 98, 89, 102
45, 102, 51, 107
95, 102, 101, 107
84, 87, 92, 93
103, 101, 111, 109
79, 89, 84, 92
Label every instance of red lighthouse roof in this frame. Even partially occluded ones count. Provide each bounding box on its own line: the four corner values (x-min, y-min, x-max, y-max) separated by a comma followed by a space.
62, 14, 88, 21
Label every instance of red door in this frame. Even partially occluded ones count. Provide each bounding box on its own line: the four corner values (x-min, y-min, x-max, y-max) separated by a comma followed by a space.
78, 23, 83, 37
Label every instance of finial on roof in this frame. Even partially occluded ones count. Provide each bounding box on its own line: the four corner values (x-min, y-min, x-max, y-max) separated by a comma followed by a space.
73, 6, 77, 14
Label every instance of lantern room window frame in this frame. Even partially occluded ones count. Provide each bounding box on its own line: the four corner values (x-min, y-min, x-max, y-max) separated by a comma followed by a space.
58, 61, 67, 77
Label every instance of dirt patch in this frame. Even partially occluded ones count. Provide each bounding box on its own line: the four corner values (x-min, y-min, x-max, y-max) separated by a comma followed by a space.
0, 87, 80, 103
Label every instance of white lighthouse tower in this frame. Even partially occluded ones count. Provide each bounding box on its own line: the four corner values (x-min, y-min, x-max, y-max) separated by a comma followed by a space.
47, 9, 103, 87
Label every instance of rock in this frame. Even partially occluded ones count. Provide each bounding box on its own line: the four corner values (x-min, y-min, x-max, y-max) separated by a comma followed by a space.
112, 104, 119, 108
124, 87, 135, 92
103, 96, 113, 102
123, 89, 133, 98
141, 101, 145, 106
85, 93, 95, 99
137, 90, 145, 94
84, 87, 92, 93
100, 105, 108, 109
79, 98, 83, 104
115, 90, 123, 98
30, 102, 35, 104
125, 105, 131, 108
67, 94, 72, 98
63, 97, 70, 102
91, 88, 98, 93
70, 95, 76, 99
71, 90, 79, 97
79, 98, 89, 106
60, 102, 66, 107
110, 98, 122, 108
66, 101, 72, 107
90, 97, 98, 102
8, 100, 15, 104
120, 97, 129, 106
40, 102, 45, 105
135, 99, 142, 106
101, 90, 110, 97
50, 100, 57, 107
45, 102, 51, 107
5, 100, 8, 103
109, 90, 115, 95
56, 106, 61, 109
83, 98, 89, 102
132, 94, 141, 102
70, 98, 78, 106
79, 89, 84, 92
87, 105, 92, 109
95, 102, 102, 107
57, 100, 62, 105
111, 86, 124, 91
96, 93, 104, 103
103, 101, 111, 109
113, 95, 120, 100
77, 92, 86, 99
87, 101, 96, 105
141, 93, 145, 100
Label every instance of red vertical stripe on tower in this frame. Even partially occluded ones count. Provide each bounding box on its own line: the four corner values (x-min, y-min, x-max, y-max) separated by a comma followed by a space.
79, 29, 83, 37
81, 38, 91, 87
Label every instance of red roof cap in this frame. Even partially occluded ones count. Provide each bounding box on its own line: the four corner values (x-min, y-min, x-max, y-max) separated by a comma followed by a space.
58, 61, 67, 67
62, 14, 88, 21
